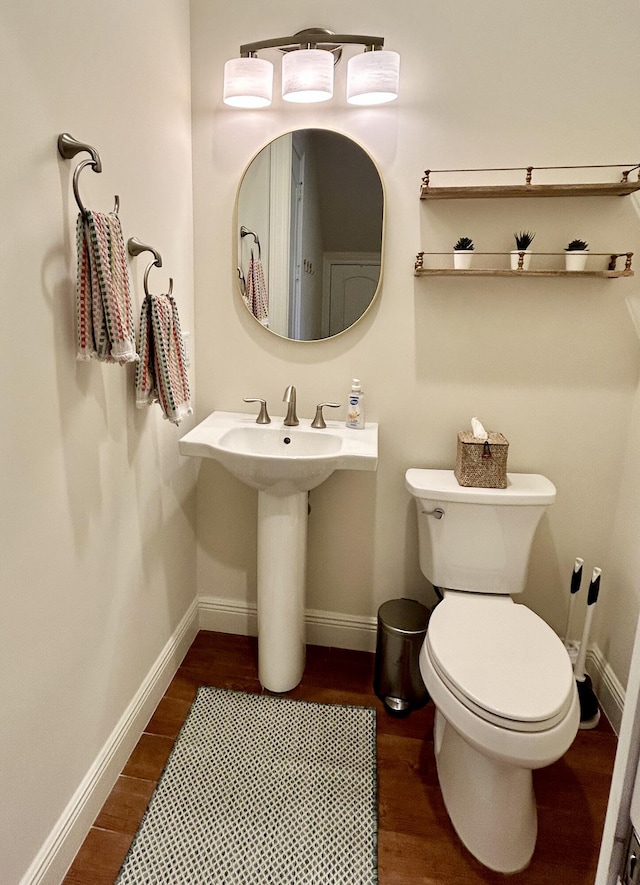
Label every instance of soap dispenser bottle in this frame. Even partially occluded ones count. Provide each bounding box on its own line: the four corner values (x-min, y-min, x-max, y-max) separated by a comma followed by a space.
346, 379, 365, 429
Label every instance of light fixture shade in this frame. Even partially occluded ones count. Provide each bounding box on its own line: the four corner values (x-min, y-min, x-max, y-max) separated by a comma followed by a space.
223, 57, 273, 108
282, 49, 334, 103
346, 50, 400, 105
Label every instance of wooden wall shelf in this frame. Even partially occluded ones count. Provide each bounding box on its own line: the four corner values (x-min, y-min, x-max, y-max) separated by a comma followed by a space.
420, 164, 640, 200
414, 268, 633, 279
414, 252, 634, 279
420, 182, 640, 200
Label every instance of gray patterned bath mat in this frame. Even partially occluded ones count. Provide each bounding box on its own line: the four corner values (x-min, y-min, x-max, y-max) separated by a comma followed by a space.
116, 687, 378, 883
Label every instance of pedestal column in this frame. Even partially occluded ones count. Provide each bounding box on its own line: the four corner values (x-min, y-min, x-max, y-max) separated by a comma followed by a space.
256, 489, 308, 692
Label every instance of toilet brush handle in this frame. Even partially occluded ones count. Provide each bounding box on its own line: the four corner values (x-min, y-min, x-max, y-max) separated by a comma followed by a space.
574, 567, 601, 681
587, 568, 601, 606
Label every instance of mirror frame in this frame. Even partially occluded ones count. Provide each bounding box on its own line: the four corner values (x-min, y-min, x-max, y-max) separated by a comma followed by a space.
234, 128, 386, 343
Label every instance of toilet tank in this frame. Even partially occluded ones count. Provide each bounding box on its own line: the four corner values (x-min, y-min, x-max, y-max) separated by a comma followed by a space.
405, 469, 556, 595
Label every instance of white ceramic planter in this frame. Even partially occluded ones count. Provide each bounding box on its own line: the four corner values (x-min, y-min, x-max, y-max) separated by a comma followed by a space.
565, 251, 589, 271
454, 250, 473, 269
510, 249, 532, 271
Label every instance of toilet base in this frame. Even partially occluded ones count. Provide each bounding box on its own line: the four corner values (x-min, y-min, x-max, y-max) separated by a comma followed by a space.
434, 709, 537, 873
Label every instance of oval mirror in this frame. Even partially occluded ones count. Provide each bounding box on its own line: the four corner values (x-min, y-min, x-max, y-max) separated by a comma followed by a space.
236, 129, 384, 341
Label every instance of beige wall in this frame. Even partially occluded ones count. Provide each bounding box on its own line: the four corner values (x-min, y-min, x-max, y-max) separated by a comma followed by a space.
190, 0, 640, 682
0, 2, 196, 881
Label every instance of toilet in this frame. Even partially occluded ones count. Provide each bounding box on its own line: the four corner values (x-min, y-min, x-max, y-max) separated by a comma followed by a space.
405, 468, 579, 874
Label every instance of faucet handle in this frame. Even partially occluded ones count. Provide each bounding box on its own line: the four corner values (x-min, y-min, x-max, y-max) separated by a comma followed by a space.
311, 402, 341, 429
243, 397, 271, 424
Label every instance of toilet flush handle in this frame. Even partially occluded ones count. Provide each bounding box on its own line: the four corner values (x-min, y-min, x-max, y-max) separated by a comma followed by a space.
422, 507, 444, 519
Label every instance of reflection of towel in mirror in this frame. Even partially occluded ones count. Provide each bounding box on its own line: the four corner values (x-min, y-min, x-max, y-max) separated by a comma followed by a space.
136, 292, 192, 425
76, 210, 138, 363
244, 255, 269, 326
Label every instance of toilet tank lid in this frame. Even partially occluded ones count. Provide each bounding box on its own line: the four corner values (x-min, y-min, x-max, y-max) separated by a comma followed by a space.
405, 468, 556, 505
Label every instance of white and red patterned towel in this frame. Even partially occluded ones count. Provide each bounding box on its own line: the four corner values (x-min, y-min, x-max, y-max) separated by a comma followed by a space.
136, 292, 192, 425
244, 255, 269, 326
76, 210, 138, 363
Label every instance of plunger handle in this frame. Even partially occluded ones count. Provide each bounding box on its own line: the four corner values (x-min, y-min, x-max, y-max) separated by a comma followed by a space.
564, 557, 584, 641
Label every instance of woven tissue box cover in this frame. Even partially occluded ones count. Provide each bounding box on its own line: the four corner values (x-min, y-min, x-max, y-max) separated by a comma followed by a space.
454, 431, 509, 489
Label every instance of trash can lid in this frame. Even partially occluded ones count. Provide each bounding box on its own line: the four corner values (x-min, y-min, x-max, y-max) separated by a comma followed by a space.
378, 598, 430, 634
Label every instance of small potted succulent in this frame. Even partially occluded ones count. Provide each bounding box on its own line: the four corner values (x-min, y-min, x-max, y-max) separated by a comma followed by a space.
453, 236, 474, 269
565, 238, 589, 272
511, 230, 535, 270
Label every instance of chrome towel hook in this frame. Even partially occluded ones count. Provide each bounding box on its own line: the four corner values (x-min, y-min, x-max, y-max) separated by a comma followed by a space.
240, 225, 261, 260
127, 237, 173, 297
57, 132, 119, 217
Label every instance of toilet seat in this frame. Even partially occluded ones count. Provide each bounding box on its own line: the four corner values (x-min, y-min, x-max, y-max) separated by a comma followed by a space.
426, 594, 575, 733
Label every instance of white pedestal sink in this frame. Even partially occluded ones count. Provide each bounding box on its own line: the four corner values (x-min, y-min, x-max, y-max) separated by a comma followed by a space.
179, 411, 378, 692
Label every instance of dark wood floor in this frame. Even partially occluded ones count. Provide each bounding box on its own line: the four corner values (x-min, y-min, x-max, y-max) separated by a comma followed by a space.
64, 631, 617, 884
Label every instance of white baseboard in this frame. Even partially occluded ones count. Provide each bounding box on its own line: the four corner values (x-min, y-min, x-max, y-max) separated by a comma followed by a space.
198, 595, 258, 637
306, 608, 378, 652
198, 595, 378, 653
21, 600, 200, 885
588, 643, 625, 734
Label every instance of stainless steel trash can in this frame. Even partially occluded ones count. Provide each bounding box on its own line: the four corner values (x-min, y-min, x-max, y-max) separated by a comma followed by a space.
374, 598, 430, 714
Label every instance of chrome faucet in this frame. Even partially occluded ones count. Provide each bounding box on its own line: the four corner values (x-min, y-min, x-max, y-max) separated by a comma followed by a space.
283, 385, 299, 426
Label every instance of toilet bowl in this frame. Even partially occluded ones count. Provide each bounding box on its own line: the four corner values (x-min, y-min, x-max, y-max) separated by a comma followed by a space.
405, 468, 579, 873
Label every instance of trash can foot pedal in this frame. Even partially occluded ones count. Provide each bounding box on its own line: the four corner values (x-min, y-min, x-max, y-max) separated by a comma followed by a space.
384, 696, 410, 715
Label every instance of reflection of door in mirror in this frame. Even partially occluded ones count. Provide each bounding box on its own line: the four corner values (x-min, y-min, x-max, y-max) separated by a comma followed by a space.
237, 129, 384, 342
326, 261, 380, 337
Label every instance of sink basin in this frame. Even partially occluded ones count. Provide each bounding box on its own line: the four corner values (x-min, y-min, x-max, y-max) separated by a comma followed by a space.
179, 410, 378, 494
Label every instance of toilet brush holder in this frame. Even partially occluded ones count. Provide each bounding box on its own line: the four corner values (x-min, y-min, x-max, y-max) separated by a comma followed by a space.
576, 674, 600, 729
574, 567, 602, 729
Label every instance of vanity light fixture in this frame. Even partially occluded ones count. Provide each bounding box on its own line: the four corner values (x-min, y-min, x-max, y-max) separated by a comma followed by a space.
223, 27, 400, 108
